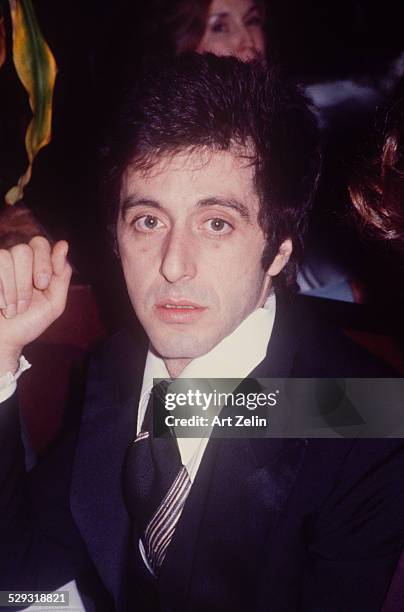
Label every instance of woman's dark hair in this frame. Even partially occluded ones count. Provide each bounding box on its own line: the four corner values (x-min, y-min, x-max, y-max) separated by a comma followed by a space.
160, 0, 211, 54
102, 53, 321, 291
349, 77, 404, 255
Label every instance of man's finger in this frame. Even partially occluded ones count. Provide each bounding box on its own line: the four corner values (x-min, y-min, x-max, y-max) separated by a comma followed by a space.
0, 249, 17, 318
51, 240, 70, 277
45, 241, 72, 317
10, 244, 34, 314
29, 236, 52, 290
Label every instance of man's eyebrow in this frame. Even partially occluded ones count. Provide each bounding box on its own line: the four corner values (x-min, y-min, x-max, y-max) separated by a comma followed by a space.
120, 195, 162, 217
120, 195, 252, 222
197, 197, 251, 222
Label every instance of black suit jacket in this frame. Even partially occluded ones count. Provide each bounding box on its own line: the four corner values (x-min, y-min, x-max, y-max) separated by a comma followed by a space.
1, 295, 404, 611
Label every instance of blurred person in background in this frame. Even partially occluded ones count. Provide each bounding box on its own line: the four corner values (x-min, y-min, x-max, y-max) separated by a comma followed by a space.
349, 77, 404, 258
161, 0, 267, 61
347, 77, 404, 376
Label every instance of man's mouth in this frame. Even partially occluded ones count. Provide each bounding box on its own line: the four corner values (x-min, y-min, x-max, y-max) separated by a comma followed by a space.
162, 304, 196, 309
154, 300, 207, 323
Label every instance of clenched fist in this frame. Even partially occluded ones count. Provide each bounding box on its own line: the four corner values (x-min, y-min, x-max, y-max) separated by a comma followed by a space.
0, 236, 72, 375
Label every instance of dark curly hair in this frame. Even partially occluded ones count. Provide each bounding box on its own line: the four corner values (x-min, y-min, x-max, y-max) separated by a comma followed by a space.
349, 77, 404, 255
102, 53, 321, 291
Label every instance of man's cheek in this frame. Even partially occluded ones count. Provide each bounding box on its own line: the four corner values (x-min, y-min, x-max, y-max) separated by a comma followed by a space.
127, 279, 149, 312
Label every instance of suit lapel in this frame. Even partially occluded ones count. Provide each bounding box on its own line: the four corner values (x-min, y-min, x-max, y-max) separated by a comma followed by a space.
70, 330, 147, 608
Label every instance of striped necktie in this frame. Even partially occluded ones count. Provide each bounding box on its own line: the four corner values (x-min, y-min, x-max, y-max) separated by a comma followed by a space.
123, 380, 192, 575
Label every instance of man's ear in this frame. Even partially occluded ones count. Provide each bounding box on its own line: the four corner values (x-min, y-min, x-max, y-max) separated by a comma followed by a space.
256, 239, 293, 308
266, 239, 293, 277
257, 238, 293, 308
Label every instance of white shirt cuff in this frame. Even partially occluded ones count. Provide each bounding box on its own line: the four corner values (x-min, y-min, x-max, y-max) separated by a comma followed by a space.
0, 355, 31, 403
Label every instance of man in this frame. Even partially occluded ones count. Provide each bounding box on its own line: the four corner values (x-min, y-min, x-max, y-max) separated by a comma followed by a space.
1, 54, 403, 611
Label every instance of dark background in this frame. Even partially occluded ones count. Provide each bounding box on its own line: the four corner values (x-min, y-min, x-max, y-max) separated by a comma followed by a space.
1, 0, 404, 329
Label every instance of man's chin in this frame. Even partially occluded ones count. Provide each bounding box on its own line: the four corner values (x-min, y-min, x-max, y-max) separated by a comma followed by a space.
150, 334, 218, 362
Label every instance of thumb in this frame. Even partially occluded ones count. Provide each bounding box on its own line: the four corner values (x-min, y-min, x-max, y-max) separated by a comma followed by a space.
45, 241, 72, 314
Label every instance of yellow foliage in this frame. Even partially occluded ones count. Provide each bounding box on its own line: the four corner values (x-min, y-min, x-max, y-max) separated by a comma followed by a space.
5, 0, 57, 205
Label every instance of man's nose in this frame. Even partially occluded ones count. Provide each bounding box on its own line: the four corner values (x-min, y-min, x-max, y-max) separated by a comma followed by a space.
159, 229, 197, 284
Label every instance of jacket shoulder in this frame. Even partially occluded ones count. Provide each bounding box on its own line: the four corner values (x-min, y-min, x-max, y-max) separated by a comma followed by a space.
280, 295, 397, 377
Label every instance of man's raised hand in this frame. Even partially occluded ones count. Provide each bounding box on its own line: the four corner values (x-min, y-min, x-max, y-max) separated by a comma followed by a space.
0, 236, 72, 375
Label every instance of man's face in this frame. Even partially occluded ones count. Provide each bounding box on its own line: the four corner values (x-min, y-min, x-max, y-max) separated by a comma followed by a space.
117, 148, 287, 363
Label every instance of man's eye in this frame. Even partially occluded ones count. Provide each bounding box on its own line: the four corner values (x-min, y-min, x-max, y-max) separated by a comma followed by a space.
133, 215, 163, 232
205, 218, 233, 234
